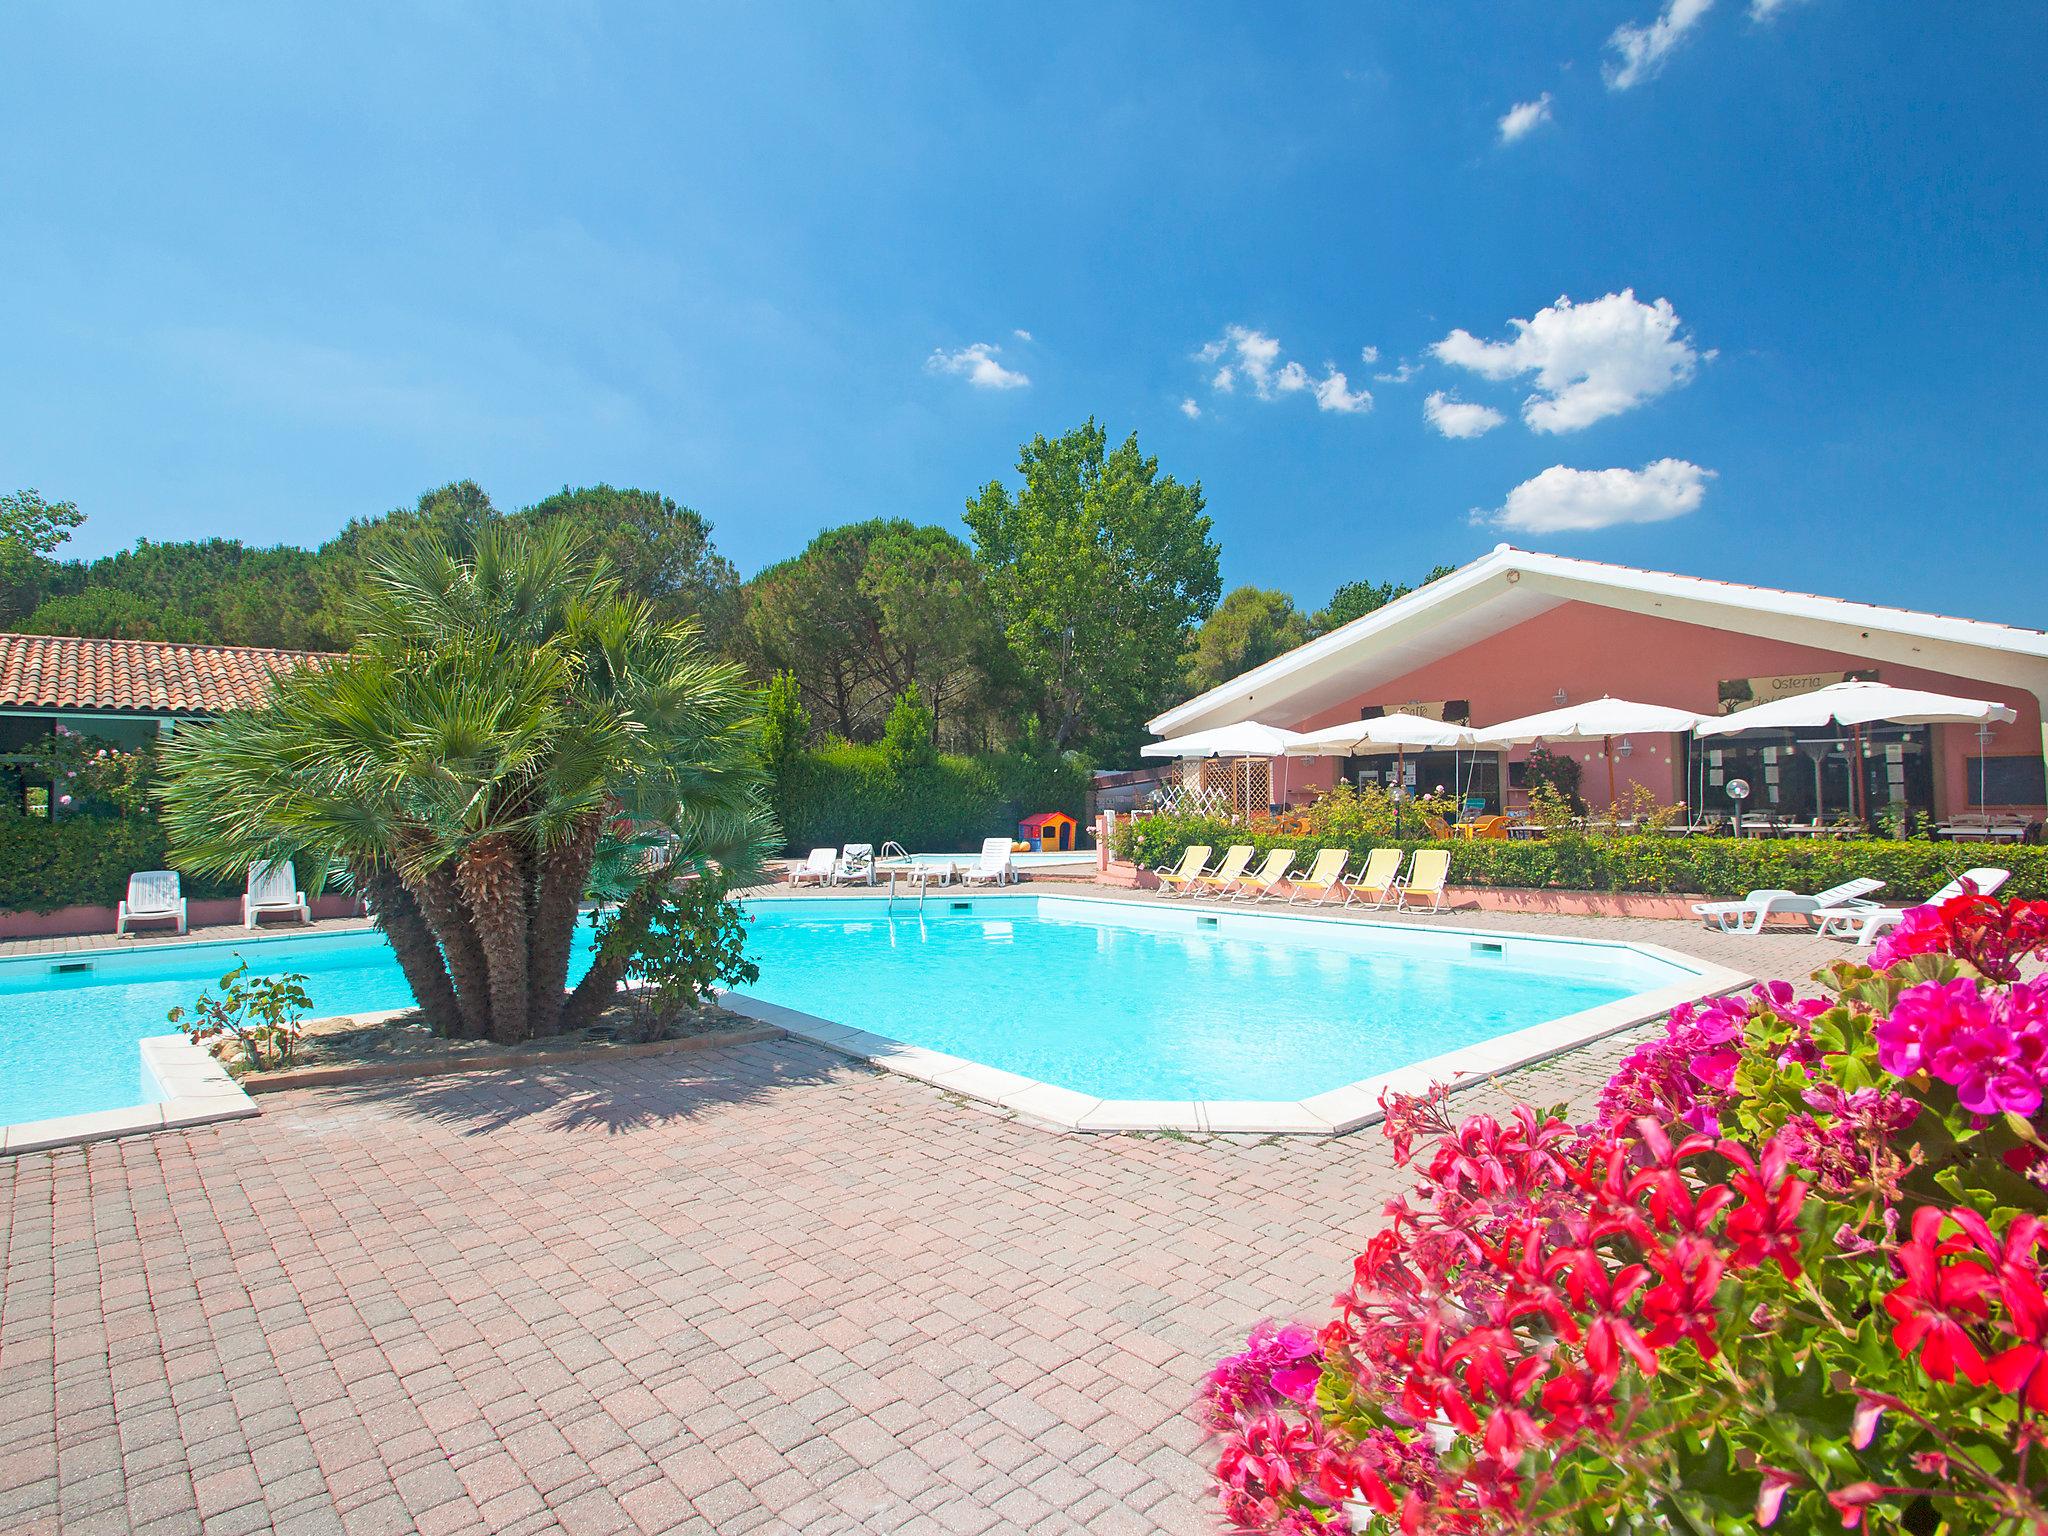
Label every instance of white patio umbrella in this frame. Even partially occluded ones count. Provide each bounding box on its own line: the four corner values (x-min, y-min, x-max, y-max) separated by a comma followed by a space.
1140, 721, 1307, 758
1693, 680, 2018, 818
1141, 721, 1307, 814
1283, 715, 1482, 834
1473, 697, 1704, 812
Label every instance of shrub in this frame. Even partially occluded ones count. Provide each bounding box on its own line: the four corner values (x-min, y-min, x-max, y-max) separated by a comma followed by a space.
0, 815, 241, 912
1201, 894, 2048, 1533
168, 960, 313, 1073
595, 873, 759, 1040
1110, 814, 2048, 900
775, 738, 1086, 853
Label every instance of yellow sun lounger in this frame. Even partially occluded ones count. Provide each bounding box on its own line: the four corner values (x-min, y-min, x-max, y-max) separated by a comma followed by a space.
1227, 848, 1297, 901
1151, 844, 1212, 897
1286, 848, 1351, 906
1341, 847, 1404, 910
1397, 848, 1453, 914
1187, 844, 1255, 897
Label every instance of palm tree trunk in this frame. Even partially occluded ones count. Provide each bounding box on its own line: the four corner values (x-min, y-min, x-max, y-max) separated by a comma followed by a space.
526, 811, 602, 1038
406, 864, 494, 1040
559, 874, 664, 1033
456, 834, 530, 1045
356, 863, 462, 1036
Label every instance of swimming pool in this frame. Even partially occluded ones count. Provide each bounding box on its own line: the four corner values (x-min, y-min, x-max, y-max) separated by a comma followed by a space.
729, 896, 1717, 1123
0, 926, 601, 1128
0, 893, 1737, 1140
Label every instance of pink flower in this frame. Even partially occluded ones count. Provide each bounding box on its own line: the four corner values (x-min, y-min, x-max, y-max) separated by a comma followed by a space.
1202, 1320, 1326, 1429
1879, 977, 2048, 1117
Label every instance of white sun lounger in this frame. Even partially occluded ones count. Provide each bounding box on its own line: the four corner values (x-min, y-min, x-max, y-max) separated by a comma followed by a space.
1815, 868, 2011, 945
789, 848, 837, 887
1690, 876, 1884, 935
117, 870, 187, 936
244, 859, 311, 928
833, 843, 875, 885
959, 837, 1015, 886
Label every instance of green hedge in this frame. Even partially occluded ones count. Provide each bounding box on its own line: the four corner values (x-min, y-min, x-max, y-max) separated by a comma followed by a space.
1112, 814, 2048, 902
776, 742, 1087, 853
0, 815, 242, 913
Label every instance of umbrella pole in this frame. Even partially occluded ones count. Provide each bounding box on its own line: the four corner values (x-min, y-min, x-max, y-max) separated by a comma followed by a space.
1604, 736, 1616, 816
1396, 745, 1405, 837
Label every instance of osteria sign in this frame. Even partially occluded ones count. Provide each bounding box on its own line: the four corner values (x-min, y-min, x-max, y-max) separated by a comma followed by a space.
1715, 669, 1876, 715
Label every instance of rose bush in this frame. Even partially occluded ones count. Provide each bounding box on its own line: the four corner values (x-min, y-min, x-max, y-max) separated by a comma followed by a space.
1201, 894, 2048, 1534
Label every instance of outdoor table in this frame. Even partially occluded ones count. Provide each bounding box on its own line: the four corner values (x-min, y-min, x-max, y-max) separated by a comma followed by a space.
1938, 824, 2027, 842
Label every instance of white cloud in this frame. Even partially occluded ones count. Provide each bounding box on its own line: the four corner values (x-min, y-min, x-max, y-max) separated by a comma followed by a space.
1360, 345, 1380, 365
1199, 326, 1284, 396
1179, 397, 1201, 419
1012, 327, 1033, 342
1431, 289, 1700, 433
1487, 459, 1714, 533
1423, 390, 1506, 439
925, 341, 1030, 390
1606, 0, 1716, 89
1373, 359, 1421, 385
1197, 326, 1371, 413
1497, 93, 1555, 144
1748, 0, 1805, 16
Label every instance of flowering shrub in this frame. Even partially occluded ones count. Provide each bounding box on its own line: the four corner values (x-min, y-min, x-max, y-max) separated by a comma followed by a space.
1201, 894, 2048, 1533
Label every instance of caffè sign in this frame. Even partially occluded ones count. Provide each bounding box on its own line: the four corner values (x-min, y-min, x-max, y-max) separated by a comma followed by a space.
1716, 669, 1877, 715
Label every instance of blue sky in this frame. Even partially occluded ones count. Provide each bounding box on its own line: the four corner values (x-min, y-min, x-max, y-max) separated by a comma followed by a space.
3, 2, 2043, 623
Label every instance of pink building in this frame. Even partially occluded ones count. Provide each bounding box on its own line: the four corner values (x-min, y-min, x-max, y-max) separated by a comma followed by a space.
1149, 548, 2048, 829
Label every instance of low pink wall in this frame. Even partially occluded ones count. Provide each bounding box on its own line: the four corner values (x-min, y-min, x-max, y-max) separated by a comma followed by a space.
0, 893, 367, 940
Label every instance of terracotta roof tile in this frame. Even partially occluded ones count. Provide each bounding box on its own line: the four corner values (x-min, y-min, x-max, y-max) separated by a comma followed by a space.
0, 633, 335, 716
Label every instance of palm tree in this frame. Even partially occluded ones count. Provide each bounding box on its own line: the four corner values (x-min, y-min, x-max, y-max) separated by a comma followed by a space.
160, 523, 773, 1044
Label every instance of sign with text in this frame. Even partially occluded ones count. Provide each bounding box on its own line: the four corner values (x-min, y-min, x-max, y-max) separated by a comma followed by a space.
1362, 699, 1472, 724
1716, 669, 1877, 715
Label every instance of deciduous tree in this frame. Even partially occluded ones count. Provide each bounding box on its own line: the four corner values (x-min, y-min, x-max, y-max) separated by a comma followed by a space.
965, 421, 1219, 757
1186, 586, 1310, 693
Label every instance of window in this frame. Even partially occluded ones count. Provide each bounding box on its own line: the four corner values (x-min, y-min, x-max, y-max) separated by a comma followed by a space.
1967, 756, 2047, 807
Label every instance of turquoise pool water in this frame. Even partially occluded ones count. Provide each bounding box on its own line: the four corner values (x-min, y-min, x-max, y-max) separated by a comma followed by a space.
0, 926, 600, 1128
736, 896, 1694, 1100
0, 895, 1694, 1128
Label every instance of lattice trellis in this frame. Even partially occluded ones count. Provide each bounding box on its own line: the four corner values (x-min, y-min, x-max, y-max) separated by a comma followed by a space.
1144, 781, 1232, 818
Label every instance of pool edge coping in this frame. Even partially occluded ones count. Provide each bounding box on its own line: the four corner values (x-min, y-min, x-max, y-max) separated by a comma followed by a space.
2, 1035, 259, 1157
721, 890, 1754, 1135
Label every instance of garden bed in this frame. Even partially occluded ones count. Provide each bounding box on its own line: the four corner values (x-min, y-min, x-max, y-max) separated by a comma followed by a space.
229, 998, 777, 1093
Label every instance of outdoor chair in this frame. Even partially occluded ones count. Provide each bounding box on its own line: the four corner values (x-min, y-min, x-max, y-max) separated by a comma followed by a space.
1186, 845, 1255, 898
959, 836, 1015, 886
1226, 849, 1297, 902
1396, 849, 1453, 914
243, 859, 311, 929
117, 870, 187, 936
789, 848, 837, 887
1285, 848, 1351, 906
1690, 876, 1885, 935
1341, 847, 1404, 910
1151, 844, 1213, 897
1815, 868, 2010, 945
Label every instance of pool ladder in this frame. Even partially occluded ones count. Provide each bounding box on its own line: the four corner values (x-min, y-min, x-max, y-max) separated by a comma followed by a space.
879, 842, 926, 913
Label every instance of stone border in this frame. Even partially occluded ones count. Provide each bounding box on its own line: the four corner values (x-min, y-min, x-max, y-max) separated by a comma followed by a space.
1, 1035, 258, 1157
718, 891, 1751, 1136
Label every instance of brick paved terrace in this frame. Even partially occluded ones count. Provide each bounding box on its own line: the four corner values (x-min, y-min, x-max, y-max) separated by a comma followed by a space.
0, 891, 1849, 1535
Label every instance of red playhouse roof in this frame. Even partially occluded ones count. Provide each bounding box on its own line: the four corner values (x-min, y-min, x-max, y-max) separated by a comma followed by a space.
1018, 812, 1077, 832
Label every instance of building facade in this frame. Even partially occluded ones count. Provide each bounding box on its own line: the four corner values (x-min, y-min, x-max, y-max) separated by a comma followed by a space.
1149, 548, 2048, 826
